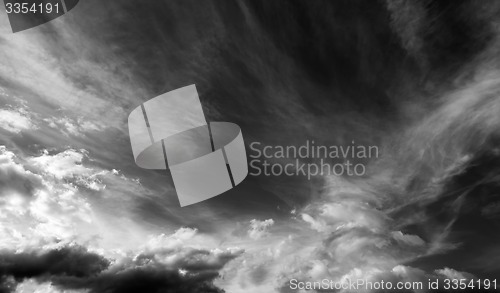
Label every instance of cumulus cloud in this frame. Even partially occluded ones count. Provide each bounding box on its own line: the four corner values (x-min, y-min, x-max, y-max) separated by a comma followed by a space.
0, 145, 150, 253
248, 219, 274, 240
0, 143, 242, 293
29, 149, 108, 190
0, 147, 94, 249
30, 149, 92, 179
0, 108, 36, 134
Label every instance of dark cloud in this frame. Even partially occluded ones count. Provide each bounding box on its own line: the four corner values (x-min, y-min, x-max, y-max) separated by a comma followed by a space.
58, 247, 241, 293
59, 264, 225, 293
0, 245, 241, 293
0, 277, 15, 293
0, 246, 109, 289
0, 147, 42, 199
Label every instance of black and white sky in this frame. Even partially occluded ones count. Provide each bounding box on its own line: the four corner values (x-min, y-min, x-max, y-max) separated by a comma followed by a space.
0, 0, 500, 292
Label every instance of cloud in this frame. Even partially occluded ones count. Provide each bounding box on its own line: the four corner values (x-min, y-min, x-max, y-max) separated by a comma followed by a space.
216, 234, 299, 293
30, 149, 93, 179
44, 116, 104, 137
435, 267, 475, 280
14, 279, 87, 293
0, 245, 107, 292
0, 245, 109, 280
28, 149, 109, 190
1, 1, 499, 292
0, 108, 35, 134
0, 142, 243, 293
0, 145, 150, 252
0, 15, 134, 132
0, 146, 43, 199
391, 231, 425, 247
301, 214, 326, 233
481, 201, 500, 219
266, 150, 483, 291
248, 219, 274, 240
0, 228, 243, 293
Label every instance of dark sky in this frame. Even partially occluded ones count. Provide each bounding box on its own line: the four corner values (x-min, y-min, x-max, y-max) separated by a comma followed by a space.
0, 0, 500, 292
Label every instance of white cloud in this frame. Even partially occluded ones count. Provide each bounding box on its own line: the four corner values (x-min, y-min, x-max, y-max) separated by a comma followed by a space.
301, 213, 326, 232
0, 146, 93, 249
30, 149, 92, 179
0, 108, 35, 133
435, 267, 475, 280
216, 234, 300, 293
248, 219, 274, 240
0, 146, 147, 253
391, 265, 428, 281
44, 116, 104, 137
15, 279, 88, 293
145, 227, 204, 251
391, 231, 425, 246
0, 14, 147, 133
30, 149, 91, 179
29, 149, 108, 190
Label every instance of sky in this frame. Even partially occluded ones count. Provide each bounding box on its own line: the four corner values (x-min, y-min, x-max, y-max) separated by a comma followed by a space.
0, 0, 500, 292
